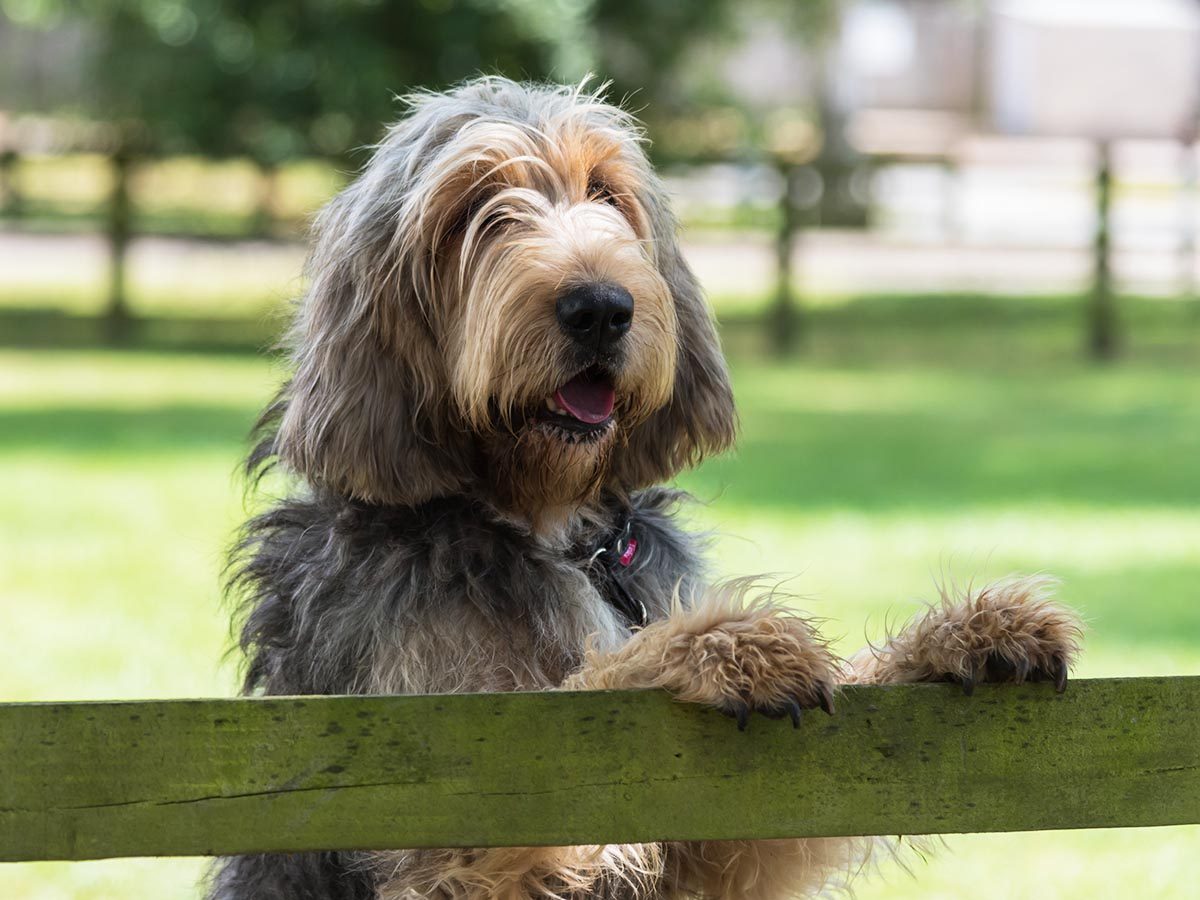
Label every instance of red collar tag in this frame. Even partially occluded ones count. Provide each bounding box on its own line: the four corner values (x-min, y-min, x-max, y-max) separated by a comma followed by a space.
618, 537, 638, 567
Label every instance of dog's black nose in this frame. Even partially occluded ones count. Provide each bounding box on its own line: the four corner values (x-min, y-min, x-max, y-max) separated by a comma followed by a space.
556, 283, 633, 352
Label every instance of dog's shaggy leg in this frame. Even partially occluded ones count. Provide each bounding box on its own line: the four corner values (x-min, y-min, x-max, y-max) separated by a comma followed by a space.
564, 581, 839, 723
661, 837, 879, 900
845, 574, 1084, 693
832, 577, 1084, 895
565, 582, 870, 899
376, 844, 665, 900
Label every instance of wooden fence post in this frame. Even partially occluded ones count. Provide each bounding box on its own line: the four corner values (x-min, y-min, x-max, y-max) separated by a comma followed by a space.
1087, 140, 1118, 360
0, 148, 21, 219
770, 159, 804, 356
105, 143, 134, 344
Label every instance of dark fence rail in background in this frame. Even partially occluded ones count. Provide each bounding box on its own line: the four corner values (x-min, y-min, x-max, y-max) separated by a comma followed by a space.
2, 677, 1198, 862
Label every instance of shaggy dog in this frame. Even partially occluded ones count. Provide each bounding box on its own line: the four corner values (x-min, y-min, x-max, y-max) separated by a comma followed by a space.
209, 78, 1083, 899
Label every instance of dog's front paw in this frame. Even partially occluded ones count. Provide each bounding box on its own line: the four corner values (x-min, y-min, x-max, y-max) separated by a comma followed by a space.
566, 587, 839, 729
878, 575, 1084, 695
664, 603, 839, 730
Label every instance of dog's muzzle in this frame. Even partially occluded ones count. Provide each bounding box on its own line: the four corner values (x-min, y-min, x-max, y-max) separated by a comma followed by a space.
555, 282, 633, 354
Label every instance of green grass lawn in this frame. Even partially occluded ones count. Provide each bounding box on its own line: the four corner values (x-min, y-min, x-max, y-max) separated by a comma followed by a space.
2, 302, 1199, 898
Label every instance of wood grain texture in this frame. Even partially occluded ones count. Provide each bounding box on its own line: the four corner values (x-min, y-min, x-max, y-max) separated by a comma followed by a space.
2, 677, 1197, 861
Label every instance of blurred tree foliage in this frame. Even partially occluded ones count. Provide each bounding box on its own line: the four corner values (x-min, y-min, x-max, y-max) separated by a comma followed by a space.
591, 0, 838, 163
72, 0, 564, 164
3, 0, 838, 164
588, 0, 738, 159
1, 0, 840, 343
2, 0, 571, 333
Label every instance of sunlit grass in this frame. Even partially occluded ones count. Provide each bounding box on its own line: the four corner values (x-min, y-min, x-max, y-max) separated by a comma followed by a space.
0, 355, 268, 706
1, 306, 1199, 897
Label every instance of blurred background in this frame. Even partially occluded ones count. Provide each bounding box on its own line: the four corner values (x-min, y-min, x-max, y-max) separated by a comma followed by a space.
1, 0, 1198, 897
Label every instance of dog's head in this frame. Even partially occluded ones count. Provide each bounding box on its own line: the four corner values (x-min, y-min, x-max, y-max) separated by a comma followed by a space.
273, 78, 735, 524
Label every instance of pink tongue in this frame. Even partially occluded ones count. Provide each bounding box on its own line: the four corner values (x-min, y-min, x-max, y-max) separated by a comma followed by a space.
554, 374, 615, 424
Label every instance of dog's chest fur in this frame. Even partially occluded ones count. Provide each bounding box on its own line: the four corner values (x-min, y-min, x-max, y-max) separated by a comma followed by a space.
233, 487, 703, 699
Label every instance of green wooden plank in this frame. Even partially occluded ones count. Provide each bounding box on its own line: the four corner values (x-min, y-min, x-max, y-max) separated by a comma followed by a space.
1, 677, 1197, 862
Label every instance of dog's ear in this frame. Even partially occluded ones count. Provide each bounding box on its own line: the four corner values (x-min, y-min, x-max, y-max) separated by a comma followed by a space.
271, 179, 472, 507
611, 186, 737, 489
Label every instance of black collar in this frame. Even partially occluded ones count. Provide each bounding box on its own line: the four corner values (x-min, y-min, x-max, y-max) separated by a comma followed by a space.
585, 510, 647, 627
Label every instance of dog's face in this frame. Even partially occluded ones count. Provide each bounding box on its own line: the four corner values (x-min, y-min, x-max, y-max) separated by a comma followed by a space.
274, 79, 735, 524
426, 109, 679, 515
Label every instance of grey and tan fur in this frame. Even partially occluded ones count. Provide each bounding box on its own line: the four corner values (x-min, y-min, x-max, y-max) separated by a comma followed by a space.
209, 78, 1083, 900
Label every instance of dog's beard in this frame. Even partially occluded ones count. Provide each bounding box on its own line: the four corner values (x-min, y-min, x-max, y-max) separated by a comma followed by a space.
487, 414, 618, 527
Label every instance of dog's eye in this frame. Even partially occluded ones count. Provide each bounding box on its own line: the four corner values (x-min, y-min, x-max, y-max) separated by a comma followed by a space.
444, 190, 493, 240
587, 177, 620, 207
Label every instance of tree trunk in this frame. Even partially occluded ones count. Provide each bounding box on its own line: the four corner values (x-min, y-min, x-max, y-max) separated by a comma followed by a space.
1087, 141, 1117, 361
812, 33, 866, 230
0, 149, 22, 219
106, 147, 133, 344
770, 160, 803, 356
1177, 137, 1197, 302
252, 159, 279, 237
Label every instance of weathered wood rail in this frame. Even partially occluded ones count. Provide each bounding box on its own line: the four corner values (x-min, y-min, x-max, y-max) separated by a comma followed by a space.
2, 677, 1197, 862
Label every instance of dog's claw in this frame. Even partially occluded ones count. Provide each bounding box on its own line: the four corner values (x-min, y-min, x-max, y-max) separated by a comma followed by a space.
720, 701, 751, 731
787, 698, 803, 728
721, 701, 752, 731
956, 653, 1070, 696
1012, 657, 1031, 685
960, 671, 976, 697
817, 683, 836, 716
1052, 656, 1069, 693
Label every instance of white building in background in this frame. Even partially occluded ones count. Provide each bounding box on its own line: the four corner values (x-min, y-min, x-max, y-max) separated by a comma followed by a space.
990, 0, 1200, 141
839, 0, 1200, 142
840, 0, 979, 114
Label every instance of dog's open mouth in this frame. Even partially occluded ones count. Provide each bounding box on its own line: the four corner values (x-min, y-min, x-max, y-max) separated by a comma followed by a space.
534, 367, 616, 441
